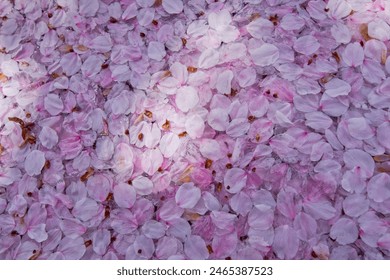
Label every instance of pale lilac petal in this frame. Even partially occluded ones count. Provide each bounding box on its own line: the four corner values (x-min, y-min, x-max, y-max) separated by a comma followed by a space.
176, 86, 199, 112
343, 194, 370, 217
367, 174, 390, 203
293, 35, 320, 55
159, 133, 181, 158
148, 41, 166, 61
25, 150, 45, 176
185, 114, 204, 139
184, 235, 209, 260
141, 149, 163, 176
207, 108, 229, 131
330, 218, 358, 245
342, 42, 364, 67
114, 183, 136, 208
293, 213, 317, 241
324, 78, 351, 97
238, 67, 257, 88
79, 0, 99, 17
326, 0, 352, 20
346, 117, 374, 140
248, 205, 274, 230
162, 0, 184, 14
175, 183, 201, 209
343, 149, 375, 178
224, 168, 247, 194
273, 225, 299, 259
132, 176, 154, 196
57, 237, 86, 260
199, 139, 224, 161
92, 229, 110, 256
142, 220, 166, 239
247, 18, 274, 38
377, 234, 390, 251
280, 14, 305, 31
249, 43, 279, 66
368, 19, 390, 41
198, 49, 219, 69
216, 70, 234, 94
44, 94, 64, 116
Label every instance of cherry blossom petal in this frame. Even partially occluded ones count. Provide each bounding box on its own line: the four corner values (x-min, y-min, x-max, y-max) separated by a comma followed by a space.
249, 43, 279, 66
25, 150, 45, 176
175, 183, 201, 209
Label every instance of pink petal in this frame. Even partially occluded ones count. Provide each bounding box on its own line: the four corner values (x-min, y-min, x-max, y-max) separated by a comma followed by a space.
199, 139, 224, 161
156, 237, 178, 259
44, 94, 64, 116
162, 0, 183, 14
230, 192, 253, 216
343, 194, 370, 217
72, 198, 100, 222
305, 111, 333, 130
208, 9, 232, 29
367, 173, 390, 203
210, 211, 236, 232
246, 18, 274, 38
273, 225, 299, 259
89, 35, 113, 53
330, 217, 358, 245
324, 78, 351, 97
280, 14, 305, 31
248, 95, 269, 117
331, 22, 351, 43
86, 174, 112, 202
207, 108, 229, 131
142, 220, 166, 239
226, 118, 250, 138
25, 150, 45, 176
248, 205, 274, 230
184, 235, 209, 260
216, 70, 234, 94
59, 219, 87, 239
198, 48, 219, 69
326, 0, 352, 19
147, 41, 166, 61
111, 209, 138, 234
293, 35, 320, 55
113, 183, 136, 208
224, 168, 247, 194
249, 43, 279, 66
377, 234, 390, 251
212, 232, 238, 259
343, 149, 375, 178
176, 86, 199, 112
175, 183, 201, 209
185, 114, 205, 139
368, 19, 390, 41
377, 122, 390, 149
293, 212, 317, 241
237, 67, 256, 88
92, 229, 110, 256
95, 137, 114, 161
79, 0, 99, 17
159, 133, 181, 157
113, 143, 134, 174
57, 237, 86, 260
302, 200, 336, 220
342, 42, 364, 67
346, 117, 374, 140
132, 176, 154, 195
141, 148, 163, 176
341, 169, 367, 193
60, 53, 81, 76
